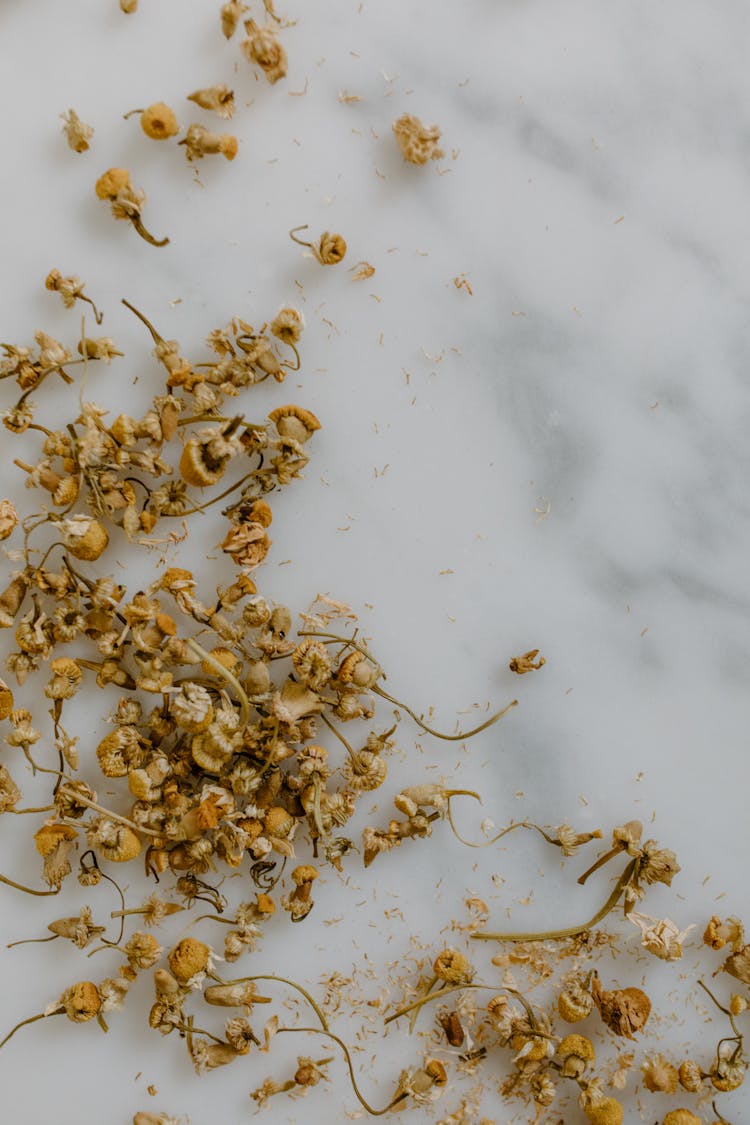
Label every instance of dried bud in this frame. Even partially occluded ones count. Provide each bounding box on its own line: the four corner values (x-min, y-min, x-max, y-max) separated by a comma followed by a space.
661, 1113, 703, 1125
179, 123, 238, 161
392, 113, 443, 165
120, 0, 138, 10
86, 817, 142, 862
241, 20, 287, 84
61, 109, 94, 153
187, 85, 235, 118
140, 103, 179, 140
221, 0, 247, 38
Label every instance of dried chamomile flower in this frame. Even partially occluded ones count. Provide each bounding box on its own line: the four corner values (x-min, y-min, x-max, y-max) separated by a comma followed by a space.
392, 113, 444, 165
270, 306, 304, 345
704, 915, 744, 951
639, 1053, 679, 1094
289, 224, 347, 265
187, 85, 235, 118
639, 839, 680, 887
282, 864, 319, 922
45, 269, 103, 323
56, 981, 103, 1023
190, 1039, 241, 1073
396, 1060, 448, 1105
86, 817, 142, 862
591, 974, 651, 1039
61, 109, 94, 153
580, 1093, 624, 1125
48, 907, 106, 949
179, 420, 243, 486
138, 103, 180, 140
205, 982, 270, 1009
433, 948, 474, 986
661, 1113, 703, 1125
57, 515, 109, 561
179, 123, 238, 161
627, 912, 694, 960
95, 167, 169, 247
558, 1034, 595, 1078
710, 1043, 747, 1091
168, 938, 212, 985
0, 500, 18, 542
241, 20, 287, 84
677, 1059, 703, 1093
268, 404, 321, 444
120, 0, 138, 10
221, 0, 247, 38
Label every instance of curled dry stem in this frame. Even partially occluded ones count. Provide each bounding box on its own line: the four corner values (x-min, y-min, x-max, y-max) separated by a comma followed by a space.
0, 1008, 63, 1051
470, 859, 638, 943
384, 982, 539, 1030
276, 1026, 408, 1116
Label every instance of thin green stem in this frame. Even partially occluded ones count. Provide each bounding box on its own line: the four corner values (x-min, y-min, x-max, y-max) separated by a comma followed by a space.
470, 860, 637, 943
577, 844, 625, 886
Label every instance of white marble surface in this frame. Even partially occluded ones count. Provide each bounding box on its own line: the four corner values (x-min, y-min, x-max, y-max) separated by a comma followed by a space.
0, 1, 748, 1122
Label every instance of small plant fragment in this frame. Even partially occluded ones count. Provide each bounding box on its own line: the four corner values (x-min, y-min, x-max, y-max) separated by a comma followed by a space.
61, 109, 94, 153
120, 0, 138, 11
179, 124, 238, 161
240, 19, 287, 84
124, 103, 180, 141
289, 225, 347, 264
392, 113, 444, 164
187, 85, 235, 119
509, 648, 545, 674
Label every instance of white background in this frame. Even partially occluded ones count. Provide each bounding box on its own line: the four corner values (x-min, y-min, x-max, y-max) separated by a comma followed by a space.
0, 1, 748, 1122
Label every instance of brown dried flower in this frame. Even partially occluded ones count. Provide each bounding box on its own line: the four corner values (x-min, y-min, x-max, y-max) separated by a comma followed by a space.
140, 103, 179, 140
591, 975, 651, 1039
61, 109, 94, 153
509, 648, 546, 674
392, 113, 444, 165
642, 1054, 679, 1093
168, 938, 211, 984
179, 123, 238, 161
241, 20, 287, 83
187, 85, 235, 118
